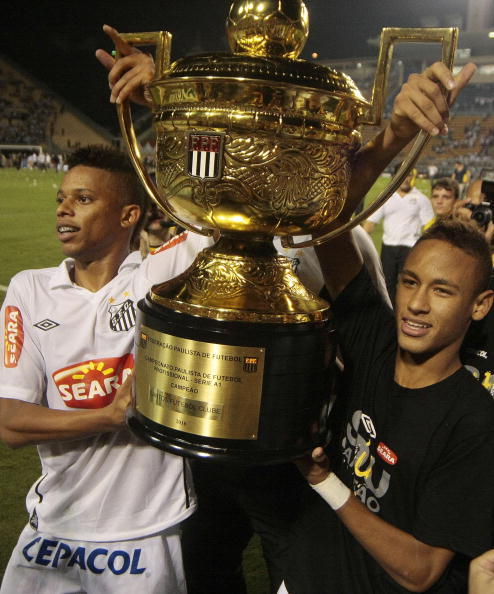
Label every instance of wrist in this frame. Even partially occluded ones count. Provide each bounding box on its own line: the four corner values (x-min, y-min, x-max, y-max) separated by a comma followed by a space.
310, 471, 351, 511
95, 404, 124, 432
383, 123, 415, 151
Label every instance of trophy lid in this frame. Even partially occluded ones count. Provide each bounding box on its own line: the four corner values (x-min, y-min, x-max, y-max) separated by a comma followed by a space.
158, 0, 368, 106
165, 53, 366, 102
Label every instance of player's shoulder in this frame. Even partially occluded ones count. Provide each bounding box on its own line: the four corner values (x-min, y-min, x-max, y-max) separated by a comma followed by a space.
412, 187, 430, 201
451, 367, 494, 429
9, 266, 58, 290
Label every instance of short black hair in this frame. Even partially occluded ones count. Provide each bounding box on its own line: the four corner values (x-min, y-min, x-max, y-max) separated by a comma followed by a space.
415, 219, 492, 293
67, 145, 151, 246
431, 177, 460, 199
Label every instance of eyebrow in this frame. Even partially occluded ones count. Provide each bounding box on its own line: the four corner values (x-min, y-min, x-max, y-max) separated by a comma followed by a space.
400, 269, 460, 290
57, 188, 94, 195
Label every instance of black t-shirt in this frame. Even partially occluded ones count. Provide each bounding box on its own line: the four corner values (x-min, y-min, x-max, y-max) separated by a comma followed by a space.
285, 268, 494, 594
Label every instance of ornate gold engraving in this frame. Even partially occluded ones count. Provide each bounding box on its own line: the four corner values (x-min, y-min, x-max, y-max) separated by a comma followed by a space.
151, 237, 329, 323
155, 128, 354, 235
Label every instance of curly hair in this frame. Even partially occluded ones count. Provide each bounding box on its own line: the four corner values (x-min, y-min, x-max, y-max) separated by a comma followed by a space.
67, 145, 151, 247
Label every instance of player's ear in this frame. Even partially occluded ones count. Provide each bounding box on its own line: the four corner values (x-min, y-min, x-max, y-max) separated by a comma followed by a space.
471, 289, 494, 321
121, 204, 141, 229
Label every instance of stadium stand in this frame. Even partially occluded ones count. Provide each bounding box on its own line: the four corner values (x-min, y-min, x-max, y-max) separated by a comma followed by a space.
325, 54, 494, 179
0, 54, 114, 162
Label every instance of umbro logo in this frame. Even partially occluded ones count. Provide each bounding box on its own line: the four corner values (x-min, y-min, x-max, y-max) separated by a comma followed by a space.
34, 319, 59, 331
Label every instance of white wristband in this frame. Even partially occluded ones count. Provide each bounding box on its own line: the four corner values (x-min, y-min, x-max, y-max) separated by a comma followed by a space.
310, 472, 351, 510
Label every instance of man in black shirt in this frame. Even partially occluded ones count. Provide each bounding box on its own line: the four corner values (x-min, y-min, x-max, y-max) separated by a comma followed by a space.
281, 220, 494, 593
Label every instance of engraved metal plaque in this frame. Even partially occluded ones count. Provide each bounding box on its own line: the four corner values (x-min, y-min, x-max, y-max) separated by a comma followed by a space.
135, 325, 265, 440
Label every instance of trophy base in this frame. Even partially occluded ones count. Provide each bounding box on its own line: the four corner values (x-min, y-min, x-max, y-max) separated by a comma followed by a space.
127, 408, 330, 465
131, 295, 335, 465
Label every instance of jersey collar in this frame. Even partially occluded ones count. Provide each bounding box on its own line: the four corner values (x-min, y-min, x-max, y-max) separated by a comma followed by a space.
48, 252, 142, 290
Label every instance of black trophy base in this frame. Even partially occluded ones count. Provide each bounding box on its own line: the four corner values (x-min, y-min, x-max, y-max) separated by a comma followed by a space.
129, 295, 335, 465
127, 408, 332, 465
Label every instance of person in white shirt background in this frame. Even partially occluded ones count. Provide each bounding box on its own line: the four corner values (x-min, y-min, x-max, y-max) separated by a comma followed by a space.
363, 170, 434, 304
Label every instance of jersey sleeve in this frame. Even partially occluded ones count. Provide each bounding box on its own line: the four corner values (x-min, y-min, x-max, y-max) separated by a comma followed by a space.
366, 203, 385, 225
414, 415, 494, 557
138, 231, 214, 286
418, 192, 434, 226
0, 274, 46, 404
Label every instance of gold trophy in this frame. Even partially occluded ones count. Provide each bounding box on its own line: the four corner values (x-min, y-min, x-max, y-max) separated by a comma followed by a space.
115, 1, 457, 464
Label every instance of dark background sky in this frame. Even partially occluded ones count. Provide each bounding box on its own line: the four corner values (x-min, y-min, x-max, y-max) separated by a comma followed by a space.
1, 0, 468, 134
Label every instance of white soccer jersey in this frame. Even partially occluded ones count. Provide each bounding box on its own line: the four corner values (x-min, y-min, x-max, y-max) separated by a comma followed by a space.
0, 230, 210, 542
366, 187, 433, 247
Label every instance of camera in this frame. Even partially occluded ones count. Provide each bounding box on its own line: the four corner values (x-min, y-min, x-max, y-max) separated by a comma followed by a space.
464, 169, 494, 228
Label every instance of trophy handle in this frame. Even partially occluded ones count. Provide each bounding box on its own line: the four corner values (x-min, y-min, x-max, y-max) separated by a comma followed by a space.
282, 27, 458, 249
114, 32, 214, 237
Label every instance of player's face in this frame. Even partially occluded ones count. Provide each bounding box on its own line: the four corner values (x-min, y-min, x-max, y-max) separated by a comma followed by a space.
56, 165, 130, 261
395, 239, 484, 360
430, 187, 456, 217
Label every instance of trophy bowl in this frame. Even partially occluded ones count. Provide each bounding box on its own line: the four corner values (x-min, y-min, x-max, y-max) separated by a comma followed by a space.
115, 1, 457, 464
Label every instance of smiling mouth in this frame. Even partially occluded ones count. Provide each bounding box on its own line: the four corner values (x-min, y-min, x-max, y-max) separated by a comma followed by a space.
57, 225, 80, 240
401, 318, 432, 337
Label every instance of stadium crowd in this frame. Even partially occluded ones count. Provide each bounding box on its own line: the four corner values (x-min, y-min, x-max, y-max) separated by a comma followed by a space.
0, 66, 58, 146
2, 23, 494, 594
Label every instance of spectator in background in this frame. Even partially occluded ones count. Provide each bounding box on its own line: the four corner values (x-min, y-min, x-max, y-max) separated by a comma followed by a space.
452, 160, 471, 198
139, 201, 179, 257
427, 163, 438, 180
423, 177, 460, 231
363, 170, 433, 304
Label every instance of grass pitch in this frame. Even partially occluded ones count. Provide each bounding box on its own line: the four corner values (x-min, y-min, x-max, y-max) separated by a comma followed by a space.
0, 167, 430, 588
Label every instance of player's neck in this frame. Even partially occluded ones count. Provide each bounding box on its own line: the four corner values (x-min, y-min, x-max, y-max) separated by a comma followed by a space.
72, 248, 130, 292
394, 346, 462, 389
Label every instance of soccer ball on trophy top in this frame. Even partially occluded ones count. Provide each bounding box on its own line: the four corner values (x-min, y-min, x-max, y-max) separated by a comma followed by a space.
226, 0, 309, 59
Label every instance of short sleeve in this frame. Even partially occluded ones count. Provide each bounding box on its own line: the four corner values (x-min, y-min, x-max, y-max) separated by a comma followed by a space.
366, 204, 385, 225
137, 231, 214, 288
418, 193, 434, 226
0, 275, 46, 404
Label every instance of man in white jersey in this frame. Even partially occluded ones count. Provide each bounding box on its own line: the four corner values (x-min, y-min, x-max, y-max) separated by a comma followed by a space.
0, 145, 211, 593
363, 170, 434, 304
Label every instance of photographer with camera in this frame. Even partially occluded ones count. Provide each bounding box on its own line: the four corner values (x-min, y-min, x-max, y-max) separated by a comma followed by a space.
456, 173, 494, 398
456, 174, 494, 239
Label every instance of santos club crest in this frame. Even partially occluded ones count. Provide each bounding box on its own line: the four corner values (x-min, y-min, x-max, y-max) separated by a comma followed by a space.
109, 299, 136, 332
187, 132, 224, 180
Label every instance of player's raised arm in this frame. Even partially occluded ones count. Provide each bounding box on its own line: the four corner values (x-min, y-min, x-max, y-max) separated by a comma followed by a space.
346, 62, 477, 211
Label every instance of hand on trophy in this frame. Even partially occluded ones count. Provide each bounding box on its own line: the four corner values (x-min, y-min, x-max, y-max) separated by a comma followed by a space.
295, 446, 331, 485
105, 371, 135, 428
95, 25, 155, 106
388, 61, 476, 141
